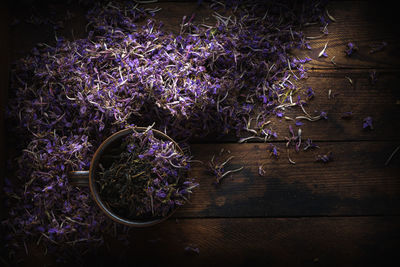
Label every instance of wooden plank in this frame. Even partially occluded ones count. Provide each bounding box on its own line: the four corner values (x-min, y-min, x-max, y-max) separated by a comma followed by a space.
175, 141, 400, 217
295, 1, 400, 69
0, 0, 10, 221
8, 1, 88, 62
19, 216, 400, 266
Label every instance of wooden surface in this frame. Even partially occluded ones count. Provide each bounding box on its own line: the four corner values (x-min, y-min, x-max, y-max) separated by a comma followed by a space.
1, 0, 10, 228
3, 1, 400, 266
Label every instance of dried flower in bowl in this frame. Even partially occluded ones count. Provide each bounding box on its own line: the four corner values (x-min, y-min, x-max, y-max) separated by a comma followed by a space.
96, 128, 198, 220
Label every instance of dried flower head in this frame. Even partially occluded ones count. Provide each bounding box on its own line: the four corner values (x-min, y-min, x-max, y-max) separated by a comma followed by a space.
316, 151, 333, 163
96, 128, 198, 219
363, 116, 373, 129
345, 42, 358, 56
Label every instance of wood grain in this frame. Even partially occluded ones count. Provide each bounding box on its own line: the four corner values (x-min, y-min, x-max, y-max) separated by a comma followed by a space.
20, 216, 400, 267
298, 1, 399, 69
175, 141, 400, 217
1, 0, 10, 221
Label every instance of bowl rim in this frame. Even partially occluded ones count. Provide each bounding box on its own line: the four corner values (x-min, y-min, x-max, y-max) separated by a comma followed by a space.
88, 126, 183, 227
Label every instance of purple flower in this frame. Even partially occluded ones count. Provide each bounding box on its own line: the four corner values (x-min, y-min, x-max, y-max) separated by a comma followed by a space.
319, 51, 328, 57
48, 227, 64, 235
80, 105, 87, 115
296, 95, 305, 106
63, 201, 72, 213
304, 139, 319, 151
268, 144, 279, 158
306, 87, 314, 100
156, 190, 167, 199
316, 152, 333, 163
319, 111, 328, 120
42, 185, 53, 192
127, 143, 135, 153
363, 116, 373, 129
345, 42, 358, 56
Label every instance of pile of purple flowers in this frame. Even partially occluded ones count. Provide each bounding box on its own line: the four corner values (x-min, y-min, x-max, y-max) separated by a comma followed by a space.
3, 0, 329, 260
97, 128, 198, 219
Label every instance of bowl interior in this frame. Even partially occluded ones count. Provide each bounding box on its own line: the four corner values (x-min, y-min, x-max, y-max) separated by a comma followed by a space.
89, 127, 183, 227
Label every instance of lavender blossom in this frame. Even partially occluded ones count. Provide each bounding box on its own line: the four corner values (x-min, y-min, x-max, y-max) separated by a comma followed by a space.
319, 111, 328, 120
268, 144, 279, 158
306, 87, 315, 100
345, 42, 358, 56
363, 116, 374, 129
303, 139, 319, 151
316, 152, 333, 163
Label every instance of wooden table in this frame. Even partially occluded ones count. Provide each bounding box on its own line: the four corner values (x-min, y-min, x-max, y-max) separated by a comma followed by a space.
2, 1, 400, 266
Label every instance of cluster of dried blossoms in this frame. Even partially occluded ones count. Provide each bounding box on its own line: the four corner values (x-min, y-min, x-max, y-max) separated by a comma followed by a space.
4, 0, 330, 260
97, 127, 198, 219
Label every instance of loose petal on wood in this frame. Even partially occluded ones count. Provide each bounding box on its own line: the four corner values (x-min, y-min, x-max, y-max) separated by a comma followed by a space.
190, 69, 400, 142
177, 142, 400, 217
